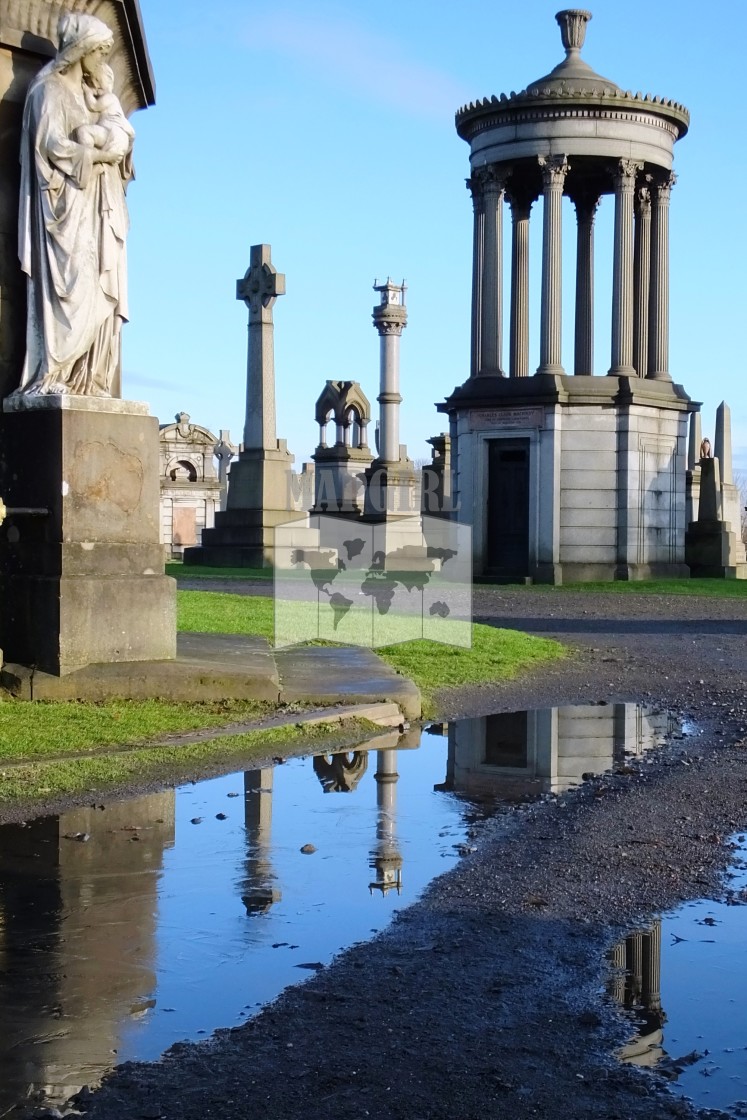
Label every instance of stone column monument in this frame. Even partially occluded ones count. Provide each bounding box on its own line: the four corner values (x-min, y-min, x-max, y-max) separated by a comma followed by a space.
185, 244, 304, 567
0, 7, 175, 677
363, 279, 417, 521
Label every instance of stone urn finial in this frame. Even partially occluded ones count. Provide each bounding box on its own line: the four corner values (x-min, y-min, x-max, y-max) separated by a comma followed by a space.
555, 9, 592, 55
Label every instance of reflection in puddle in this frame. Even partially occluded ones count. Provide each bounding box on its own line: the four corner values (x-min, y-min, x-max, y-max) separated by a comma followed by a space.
0, 702, 676, 1114
613, 837, 747, 1115
436, 702, 677, 804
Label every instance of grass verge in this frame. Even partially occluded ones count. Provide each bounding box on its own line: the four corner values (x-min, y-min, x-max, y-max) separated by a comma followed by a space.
482, 577, 747, 598
0, 697, 273, 763
379, 624, 565, 713
178, 591, 567, 715
0, 718, 376, 803
167, 562, 271, 581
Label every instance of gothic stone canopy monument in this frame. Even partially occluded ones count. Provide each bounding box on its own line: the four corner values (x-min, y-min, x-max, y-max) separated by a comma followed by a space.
439, 9, 695, 582
0, 5, 175, 676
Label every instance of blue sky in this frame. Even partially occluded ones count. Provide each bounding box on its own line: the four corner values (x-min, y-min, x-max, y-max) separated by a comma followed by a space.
123, 0, 747, 472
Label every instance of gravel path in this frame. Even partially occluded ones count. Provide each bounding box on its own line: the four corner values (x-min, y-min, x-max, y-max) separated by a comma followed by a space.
59, 588, 747, 1120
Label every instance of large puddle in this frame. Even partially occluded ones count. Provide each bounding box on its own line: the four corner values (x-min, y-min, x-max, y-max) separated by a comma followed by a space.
612, 836, 747, 1116
0, 701, 676, 1114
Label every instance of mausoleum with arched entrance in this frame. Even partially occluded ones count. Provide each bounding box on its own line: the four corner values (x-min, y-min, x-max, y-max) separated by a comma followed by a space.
439, 9, 696, 582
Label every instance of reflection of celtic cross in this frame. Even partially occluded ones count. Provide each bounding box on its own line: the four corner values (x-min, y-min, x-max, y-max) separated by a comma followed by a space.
235, 244, 286, 450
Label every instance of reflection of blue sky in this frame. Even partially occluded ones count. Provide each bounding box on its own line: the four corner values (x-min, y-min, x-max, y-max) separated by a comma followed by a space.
658, 841, 747, 1112
124, 0, 747, 469
118, 731, 465, 1062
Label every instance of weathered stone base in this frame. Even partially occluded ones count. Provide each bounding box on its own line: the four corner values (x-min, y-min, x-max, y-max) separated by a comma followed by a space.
0, 402, 176, 675
184, 447, 306, 567
184, 507, 307, 568
686, 520, 747, 579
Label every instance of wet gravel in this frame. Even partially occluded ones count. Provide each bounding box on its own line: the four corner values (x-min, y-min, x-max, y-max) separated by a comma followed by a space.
28, 588, 747, 1119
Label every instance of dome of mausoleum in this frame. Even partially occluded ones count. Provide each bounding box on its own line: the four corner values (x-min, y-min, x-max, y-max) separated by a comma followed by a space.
456, 9, 689, 175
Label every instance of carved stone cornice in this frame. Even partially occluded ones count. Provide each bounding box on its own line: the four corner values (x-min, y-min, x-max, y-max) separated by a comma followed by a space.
538, 155, 570, 189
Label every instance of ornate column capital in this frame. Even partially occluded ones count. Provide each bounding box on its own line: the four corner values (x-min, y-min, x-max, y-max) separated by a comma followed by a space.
652, 171, 676, 203
636, 182, 652, 216
570, 191, 601, 224
506, 184, 537, 221
374, 321, 405, 337
473, 165, 507, 196
538, 154, 570, 189
612, 159, 643, 191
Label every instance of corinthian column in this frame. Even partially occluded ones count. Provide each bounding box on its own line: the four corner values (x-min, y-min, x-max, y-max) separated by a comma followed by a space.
537, 155, 569, 376
633, 182, 652, 377
507, 189, 533, 378
478, 167, 506, 375
572, 193, 599, 375
467, 176, 484, 378
648, 173, 676, 381
608, 159, 641, 376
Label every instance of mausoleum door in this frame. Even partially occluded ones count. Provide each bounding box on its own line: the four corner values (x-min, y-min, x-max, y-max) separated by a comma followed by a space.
487, 439, 530, 577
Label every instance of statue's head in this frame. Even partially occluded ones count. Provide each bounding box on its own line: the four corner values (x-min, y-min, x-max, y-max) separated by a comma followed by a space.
55, 12, 113, 74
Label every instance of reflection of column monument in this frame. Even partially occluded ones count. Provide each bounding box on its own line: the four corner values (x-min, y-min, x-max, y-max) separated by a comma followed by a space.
242, 769, 281, 913
313, 751, 369, 793
369, 749, 403, 896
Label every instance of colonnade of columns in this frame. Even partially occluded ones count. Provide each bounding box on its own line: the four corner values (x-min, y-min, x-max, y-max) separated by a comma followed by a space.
468, 158, 675, 381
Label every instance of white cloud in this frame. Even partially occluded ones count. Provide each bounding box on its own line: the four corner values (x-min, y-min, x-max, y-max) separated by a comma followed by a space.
243, 8, 469, 122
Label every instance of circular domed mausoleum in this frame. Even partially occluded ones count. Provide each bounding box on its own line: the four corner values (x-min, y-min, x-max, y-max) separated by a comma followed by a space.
439, 9, 697, 584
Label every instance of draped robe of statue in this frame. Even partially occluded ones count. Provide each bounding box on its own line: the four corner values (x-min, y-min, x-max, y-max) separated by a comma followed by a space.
17, 36, 133, 397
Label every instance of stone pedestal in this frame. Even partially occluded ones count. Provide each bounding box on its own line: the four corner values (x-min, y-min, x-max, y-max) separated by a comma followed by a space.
185, 442, 305, 567
0, 397, 175, 674
685, 457, 747, 579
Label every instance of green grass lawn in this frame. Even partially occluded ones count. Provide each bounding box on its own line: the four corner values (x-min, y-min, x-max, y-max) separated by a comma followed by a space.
167, 562, 271, 580
0, 696, 272, 763
481, 577, 747, 598
177, 591, 567, 711
0, 718, 376, 803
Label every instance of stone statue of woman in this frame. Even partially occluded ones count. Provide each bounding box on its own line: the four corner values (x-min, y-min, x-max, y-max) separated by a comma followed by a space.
14, 12, 134, 399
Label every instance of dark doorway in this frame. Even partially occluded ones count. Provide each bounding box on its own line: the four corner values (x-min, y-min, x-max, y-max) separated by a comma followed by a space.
487, 438, 530, 577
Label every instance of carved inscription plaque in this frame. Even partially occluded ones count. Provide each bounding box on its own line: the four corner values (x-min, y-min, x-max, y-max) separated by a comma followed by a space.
469, 407, 544, 431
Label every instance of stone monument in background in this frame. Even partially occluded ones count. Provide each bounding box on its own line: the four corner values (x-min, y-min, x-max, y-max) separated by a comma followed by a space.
184, 243, 305, 567
0, 5, 175, 676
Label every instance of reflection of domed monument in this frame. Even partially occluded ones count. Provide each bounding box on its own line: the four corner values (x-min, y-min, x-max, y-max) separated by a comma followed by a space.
610, 921, 665, 1067
440, 10, 694, 583
0, 794, 174, 1111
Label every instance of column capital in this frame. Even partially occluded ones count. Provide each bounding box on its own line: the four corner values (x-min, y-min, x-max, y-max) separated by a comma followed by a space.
506, 184, 537, 220
466, 176, 484, 210
538, 154, 570, 188
636, 181, 652, 216
473, 164, 507, 195
612, 158, 643, 190
652, 171, 677, 202
570, 191, 601, 223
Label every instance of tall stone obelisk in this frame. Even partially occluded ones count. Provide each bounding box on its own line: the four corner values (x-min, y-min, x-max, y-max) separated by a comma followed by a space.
185, 244, 304, 567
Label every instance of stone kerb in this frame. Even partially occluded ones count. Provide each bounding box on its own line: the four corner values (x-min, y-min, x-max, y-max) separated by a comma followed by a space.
273, 515, 472, 650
